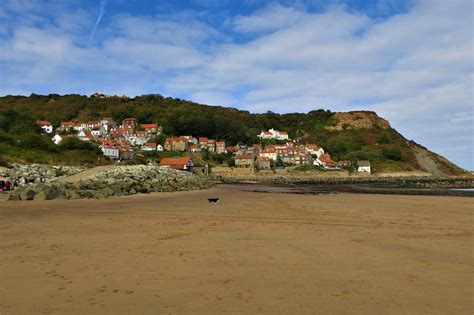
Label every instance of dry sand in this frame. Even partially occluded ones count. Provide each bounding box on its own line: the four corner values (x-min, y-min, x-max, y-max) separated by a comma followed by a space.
1, 184, 473, 314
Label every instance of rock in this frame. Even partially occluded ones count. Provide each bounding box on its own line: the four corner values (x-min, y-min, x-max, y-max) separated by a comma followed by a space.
20, 189, 37, 201
8, 193, 21, 201
6, 164, 214, 201
40, 185, 67, 200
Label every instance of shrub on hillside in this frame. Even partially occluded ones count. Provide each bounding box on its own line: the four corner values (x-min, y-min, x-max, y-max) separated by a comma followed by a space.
59, 137, 101, 154
382, 146, 402, 161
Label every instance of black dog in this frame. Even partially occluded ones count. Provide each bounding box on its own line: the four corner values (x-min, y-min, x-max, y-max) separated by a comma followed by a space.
208, 198, 219, 204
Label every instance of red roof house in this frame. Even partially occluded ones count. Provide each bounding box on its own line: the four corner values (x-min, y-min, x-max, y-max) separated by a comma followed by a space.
160, 157, 194, 171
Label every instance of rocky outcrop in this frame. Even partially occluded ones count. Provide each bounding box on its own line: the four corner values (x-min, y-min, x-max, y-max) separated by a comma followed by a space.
8, 165, 214, 201
1, 164, 85, 183
327, 111, 391, 130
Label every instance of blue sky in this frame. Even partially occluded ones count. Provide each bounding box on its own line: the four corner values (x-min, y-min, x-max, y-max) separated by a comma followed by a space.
0, 0, 473, 169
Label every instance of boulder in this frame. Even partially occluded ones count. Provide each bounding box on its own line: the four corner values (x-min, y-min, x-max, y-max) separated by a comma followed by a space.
20, 189, 37, 201
38, 185, 67, 200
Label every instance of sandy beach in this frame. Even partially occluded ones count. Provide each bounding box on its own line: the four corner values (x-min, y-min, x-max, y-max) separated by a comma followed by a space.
1, 184, 472, 314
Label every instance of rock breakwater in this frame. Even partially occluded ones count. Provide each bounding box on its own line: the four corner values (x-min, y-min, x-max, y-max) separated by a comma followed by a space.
1, 163, 85, 183
7, 165, 214, 201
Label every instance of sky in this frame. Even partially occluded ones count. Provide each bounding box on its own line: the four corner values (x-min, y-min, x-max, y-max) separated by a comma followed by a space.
0, 0, 472, 169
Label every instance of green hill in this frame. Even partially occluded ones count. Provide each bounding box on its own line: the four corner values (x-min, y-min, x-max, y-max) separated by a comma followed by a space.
0, 93, 466, 175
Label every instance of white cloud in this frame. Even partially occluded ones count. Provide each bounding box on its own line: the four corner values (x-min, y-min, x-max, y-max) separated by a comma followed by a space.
0, 0, 472, 169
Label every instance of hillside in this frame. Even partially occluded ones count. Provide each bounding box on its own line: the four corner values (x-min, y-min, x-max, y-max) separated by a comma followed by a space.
0, 93, 466, 176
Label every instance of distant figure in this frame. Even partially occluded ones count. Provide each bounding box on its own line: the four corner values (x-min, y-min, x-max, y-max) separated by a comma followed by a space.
24, 178, 29, 186
13, 178, 19, 190
0, 179, 5, 191
40, 177, 46, 183
208, 198, 219, 204
5, 179, 11, 191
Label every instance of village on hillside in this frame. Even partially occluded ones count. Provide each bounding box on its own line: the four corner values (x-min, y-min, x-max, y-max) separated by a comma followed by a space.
36, 117, 371, 174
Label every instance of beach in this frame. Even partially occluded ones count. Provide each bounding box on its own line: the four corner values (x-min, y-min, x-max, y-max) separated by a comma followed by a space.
1, 184, 472, 314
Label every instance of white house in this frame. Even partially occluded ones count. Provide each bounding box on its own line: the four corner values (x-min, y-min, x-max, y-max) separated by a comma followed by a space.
305, 145, 325, 158
141, 143, 157, 151
37, 121, 53, 133
357, 160, 371, 174
91, 128, 101, 138
258, 131, 274, 139
275, 131, 289, 140
257, 128, 289, 141
259, 149, 278, 161
51, 134, 63, 145
156, 144, 163, 151
102, 145, 120, 159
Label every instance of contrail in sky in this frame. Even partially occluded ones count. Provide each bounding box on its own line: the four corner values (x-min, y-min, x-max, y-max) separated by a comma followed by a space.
88, 0, 107, 46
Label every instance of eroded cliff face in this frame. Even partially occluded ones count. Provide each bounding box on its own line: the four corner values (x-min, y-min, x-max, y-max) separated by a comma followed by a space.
327, 111, 391, 130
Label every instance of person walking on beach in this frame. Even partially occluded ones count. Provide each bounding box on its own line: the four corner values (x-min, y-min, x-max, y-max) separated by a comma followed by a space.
0, 178, 5, 191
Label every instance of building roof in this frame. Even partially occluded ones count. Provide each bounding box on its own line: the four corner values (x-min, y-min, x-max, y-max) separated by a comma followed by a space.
160, 157, 192, 166
143, 142, 157, 147
141, 123, 159, 129
235, 153, 253, 160
257, 156, 270, 161
37, 120, 52, 126
358, 160, 371, 167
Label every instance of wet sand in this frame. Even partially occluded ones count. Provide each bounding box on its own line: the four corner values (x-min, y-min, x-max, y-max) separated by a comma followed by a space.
1, 185, 473, 314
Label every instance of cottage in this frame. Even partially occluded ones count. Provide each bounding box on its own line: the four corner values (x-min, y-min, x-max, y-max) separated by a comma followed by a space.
160, 157, 194, 171
256, 156, 271, 169
318, 153, 337, 168
59, 121, 74, 132
189, 144, 201, 152
216, 141, 226, 154
292, 152, 313, 165
91, 126, 102, 137
275, 131, 289, 140
119, 145, 134, 160
102, 145, 120, 159
357, 160, 371, 174
164, 137, 189, 151
122, 118, 137, 131
77, 130, 95, 141
257, 128, 290, 140
141, 123, 160, 134
142, 142, 157, 151
37, 121, 53, 133
260, 149, 278, 161
305, 144, 324, 158
235, 153, 254, 168
207, 139, 216, 152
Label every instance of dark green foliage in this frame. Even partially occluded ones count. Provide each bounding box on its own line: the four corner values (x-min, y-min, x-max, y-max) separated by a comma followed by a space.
58, 137, 101, 154
377, 132, 391, 144
382, 146, 403, 161
0, 107, 103, 165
